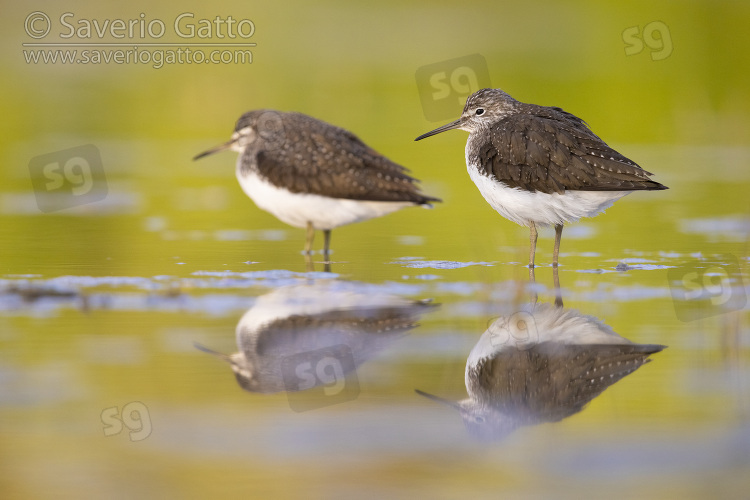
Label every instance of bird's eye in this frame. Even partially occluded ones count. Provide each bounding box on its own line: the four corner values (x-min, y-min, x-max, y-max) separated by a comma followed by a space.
475, 108, 485, 116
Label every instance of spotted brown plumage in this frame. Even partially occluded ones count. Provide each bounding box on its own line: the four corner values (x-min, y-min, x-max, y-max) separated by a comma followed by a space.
195, 109, 440, 260
474, 105, 666, 194
416, 87, 668, 267
415, 299, 666, 441
468, 341, 664, 422
194, 282, 436, 394
420, 341, 665, 441
238, 111, 439, 204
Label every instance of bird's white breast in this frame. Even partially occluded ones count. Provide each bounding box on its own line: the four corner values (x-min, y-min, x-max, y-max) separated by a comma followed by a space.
466, 148, 629, 227
236, 282, 415, 336
236, 167, 414, 231
466, 302, 632, 377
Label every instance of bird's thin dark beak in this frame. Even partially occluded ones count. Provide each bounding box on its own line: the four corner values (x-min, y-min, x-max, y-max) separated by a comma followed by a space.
193, 139, 236, 161
194, 342, 232, 362
414, 118, 463, 141
414, 389, 462, 411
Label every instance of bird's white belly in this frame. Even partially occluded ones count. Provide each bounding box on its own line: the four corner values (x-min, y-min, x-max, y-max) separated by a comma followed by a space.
466, 160, 629, 227
236, 169, 413, 230
466, 303, 632, 375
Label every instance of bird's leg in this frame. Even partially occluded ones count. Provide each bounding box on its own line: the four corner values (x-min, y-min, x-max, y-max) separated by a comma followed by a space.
323, 230, 332, 263
553, 264, 563, 308
529, 222, 538, 268
553, 224, 563, 267
304, 221, 315, 255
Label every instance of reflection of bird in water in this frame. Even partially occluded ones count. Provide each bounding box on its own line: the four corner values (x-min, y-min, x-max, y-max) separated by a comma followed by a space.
197, 281, 435, 394
417, 273, 665, 441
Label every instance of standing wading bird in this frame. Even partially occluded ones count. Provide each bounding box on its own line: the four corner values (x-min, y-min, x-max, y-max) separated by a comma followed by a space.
415, 88, 667, 267
195, 110, 440, 260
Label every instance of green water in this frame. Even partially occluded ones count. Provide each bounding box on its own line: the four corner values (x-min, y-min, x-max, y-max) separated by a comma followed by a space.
1, 1, 749, 498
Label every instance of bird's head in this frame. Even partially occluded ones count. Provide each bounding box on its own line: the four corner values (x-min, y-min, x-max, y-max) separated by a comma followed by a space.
415, 88, 518, 140
414, 389, 520, 441
193, 110, 285, 160
194, 342, 261, 392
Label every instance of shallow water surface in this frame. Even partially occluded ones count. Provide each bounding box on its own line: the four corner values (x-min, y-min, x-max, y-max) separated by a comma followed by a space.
1, 159, 749, 497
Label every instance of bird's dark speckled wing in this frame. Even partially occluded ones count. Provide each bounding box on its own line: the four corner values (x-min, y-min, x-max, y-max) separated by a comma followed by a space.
474, 342, 665, 423
253, 113, 440, 204
477, 107, 668, 194
250, 303, 433, 357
